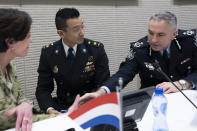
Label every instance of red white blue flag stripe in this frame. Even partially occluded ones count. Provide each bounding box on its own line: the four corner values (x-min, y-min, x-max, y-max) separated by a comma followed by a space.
68, 92, 121, 130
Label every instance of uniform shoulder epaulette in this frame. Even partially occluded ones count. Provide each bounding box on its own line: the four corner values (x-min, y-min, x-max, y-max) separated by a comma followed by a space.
86, 39, 102, 48
176, 29, 196, 38
42, 42, 55, 49
130, 36, 149, 49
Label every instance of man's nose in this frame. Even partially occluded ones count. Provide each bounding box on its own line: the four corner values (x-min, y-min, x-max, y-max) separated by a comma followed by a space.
80, 28, 84, 36
151, 35, 158, 43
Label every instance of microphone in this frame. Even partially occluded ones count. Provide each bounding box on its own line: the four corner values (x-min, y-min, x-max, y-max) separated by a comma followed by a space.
153, 59, 197, 109
116, 77, 123, 92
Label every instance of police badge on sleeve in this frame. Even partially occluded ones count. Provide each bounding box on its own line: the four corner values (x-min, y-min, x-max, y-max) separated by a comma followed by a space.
126, 48, 135, 60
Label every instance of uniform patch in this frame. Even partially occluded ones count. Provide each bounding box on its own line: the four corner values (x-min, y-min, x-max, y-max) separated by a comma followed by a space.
126, 48, 135, 60
183, 30, 195, 36
134, 42, 143, 48
144, 62, 154, 71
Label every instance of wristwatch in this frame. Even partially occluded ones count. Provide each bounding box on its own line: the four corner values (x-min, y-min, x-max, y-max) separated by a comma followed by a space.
179, 79, 187, 90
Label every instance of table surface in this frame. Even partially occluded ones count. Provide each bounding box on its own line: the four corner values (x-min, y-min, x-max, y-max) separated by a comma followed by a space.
137, 90, 197, 131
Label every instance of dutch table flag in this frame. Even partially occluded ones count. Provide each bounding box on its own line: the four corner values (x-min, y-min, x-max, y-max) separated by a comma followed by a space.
68, 92, 122, 131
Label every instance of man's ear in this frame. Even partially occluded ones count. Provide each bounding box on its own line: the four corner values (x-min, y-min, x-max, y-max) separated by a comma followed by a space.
57, 30, 65, 38
173, 29, 178, 38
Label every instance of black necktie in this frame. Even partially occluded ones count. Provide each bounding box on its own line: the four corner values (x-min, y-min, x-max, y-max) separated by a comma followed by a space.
67, 48, 74, 71
163, 50, 169, 72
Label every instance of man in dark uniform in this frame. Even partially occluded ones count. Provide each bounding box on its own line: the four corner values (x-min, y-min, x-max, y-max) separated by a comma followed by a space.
80, 11, 197, 103
35, 8, 110, 115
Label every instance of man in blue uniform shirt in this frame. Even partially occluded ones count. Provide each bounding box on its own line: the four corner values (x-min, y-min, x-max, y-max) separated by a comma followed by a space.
35, 8, 110, 115
80, 11, 197, 103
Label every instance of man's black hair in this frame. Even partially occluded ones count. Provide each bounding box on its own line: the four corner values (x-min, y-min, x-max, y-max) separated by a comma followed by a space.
55, 8, 80, 31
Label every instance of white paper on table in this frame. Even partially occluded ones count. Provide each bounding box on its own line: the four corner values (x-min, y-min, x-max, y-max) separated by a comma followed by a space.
6, 113, 87, 131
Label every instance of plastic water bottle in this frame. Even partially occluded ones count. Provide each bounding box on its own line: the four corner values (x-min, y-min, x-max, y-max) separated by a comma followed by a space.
152, 88, 169, 131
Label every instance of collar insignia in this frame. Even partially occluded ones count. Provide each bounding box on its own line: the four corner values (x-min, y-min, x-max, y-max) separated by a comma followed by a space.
80, 45, 88, 54
54, 46, 61, 55
83, 48, 87, 53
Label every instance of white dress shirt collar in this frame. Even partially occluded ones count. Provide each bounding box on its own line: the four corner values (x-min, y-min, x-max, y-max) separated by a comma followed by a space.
62, 39, 77, 57
160, 44, 171, 57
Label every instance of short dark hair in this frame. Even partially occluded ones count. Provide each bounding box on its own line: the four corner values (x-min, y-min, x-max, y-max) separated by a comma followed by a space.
0, 8, 32, 52
150, 11, 177, 30
55, 8, 80, 31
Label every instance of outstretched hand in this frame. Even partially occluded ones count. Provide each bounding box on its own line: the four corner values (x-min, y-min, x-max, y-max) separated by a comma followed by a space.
67, 89, 107, 114
6, 102, 33, 131
156, 81, 181, 94
79, 92, 99, 106
67, 94, 80, 114
79, 88, 107, 106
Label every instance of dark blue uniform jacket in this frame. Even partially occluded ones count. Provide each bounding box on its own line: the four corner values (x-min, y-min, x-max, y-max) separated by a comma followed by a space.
36, 38, 110, 111
104, 29, 197, 92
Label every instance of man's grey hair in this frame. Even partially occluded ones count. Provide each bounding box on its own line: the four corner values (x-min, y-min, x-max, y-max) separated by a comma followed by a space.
150, 11, 177, 30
